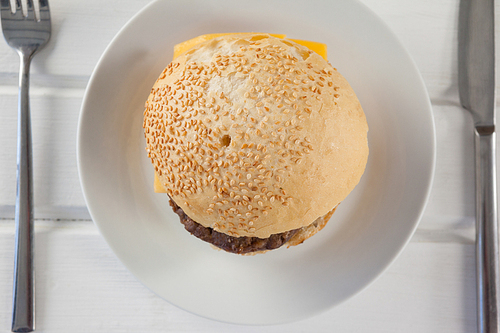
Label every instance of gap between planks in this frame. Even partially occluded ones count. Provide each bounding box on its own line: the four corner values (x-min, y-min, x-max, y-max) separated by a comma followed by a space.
0, 217, 476, 244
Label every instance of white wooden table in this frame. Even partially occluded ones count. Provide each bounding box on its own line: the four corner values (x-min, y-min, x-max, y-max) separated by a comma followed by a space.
0, 0, 496, 331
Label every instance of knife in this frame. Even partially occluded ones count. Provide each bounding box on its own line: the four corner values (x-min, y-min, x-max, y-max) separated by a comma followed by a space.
458, 0, 498, 332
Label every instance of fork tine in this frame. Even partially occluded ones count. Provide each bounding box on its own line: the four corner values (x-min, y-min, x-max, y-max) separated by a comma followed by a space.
1, 0, 51, 50
14, 0, 22, 14
26, 0, 35, 19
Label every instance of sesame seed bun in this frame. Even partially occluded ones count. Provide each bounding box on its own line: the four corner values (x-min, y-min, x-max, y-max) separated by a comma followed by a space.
143, 33, 368, 240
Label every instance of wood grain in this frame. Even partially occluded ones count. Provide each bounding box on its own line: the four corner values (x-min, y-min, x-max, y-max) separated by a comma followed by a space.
0, 0, 497, 331
0, 221, 478, 332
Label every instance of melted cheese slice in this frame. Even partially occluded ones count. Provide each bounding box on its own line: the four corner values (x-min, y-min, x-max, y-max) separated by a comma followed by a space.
154, 33, 328, 193
173, 33, 326, 60
173, 33, 286, 59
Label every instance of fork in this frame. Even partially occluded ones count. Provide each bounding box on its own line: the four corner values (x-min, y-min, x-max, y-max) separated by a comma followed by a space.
0, 0, 50, 331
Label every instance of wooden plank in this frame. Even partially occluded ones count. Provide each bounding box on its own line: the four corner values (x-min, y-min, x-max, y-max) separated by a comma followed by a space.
0, 220, 476, 332
0, 100, 482, 222
0, 0, 467, 100
0, 95, 89, 219
0, 0, 152, 76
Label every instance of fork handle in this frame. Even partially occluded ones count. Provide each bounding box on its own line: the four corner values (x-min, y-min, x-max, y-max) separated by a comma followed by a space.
475, 127, 500, 333
12, 52, 34, 333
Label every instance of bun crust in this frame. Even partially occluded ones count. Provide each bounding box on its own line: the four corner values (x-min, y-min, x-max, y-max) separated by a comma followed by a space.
144, 34, 368, 238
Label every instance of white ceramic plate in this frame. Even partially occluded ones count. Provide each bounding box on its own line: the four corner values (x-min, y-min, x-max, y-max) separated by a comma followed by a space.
77, 0, 435, 325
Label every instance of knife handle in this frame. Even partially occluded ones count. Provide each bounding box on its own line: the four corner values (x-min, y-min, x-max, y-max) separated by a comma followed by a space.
475, 128, 499, 333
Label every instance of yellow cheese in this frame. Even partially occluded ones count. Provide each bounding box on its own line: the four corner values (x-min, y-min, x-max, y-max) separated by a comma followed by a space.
173, 33, 327, 60
154, 172, 165, 193
289, 38, 327, 60
173, 33, 287, 59
154, 34, 328, 193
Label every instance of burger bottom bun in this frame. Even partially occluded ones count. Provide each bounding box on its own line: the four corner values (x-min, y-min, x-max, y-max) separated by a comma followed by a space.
286, 206, 337, 247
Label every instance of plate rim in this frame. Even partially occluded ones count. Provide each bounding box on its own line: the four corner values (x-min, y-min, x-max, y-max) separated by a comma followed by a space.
77, 0, 436, 325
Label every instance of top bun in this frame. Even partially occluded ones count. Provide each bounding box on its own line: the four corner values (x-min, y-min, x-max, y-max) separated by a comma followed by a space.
143, 33, 368, 238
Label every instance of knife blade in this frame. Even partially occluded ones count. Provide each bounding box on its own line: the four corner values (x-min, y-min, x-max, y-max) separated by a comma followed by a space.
458, 0, 498, 332
458, 0, 495, 128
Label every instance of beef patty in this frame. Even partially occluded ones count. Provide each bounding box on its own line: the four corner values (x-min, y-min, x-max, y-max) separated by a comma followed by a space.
169, 198, 299, 254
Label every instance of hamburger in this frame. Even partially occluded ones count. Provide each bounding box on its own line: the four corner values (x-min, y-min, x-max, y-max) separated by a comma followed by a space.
143, 33, 368, 255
